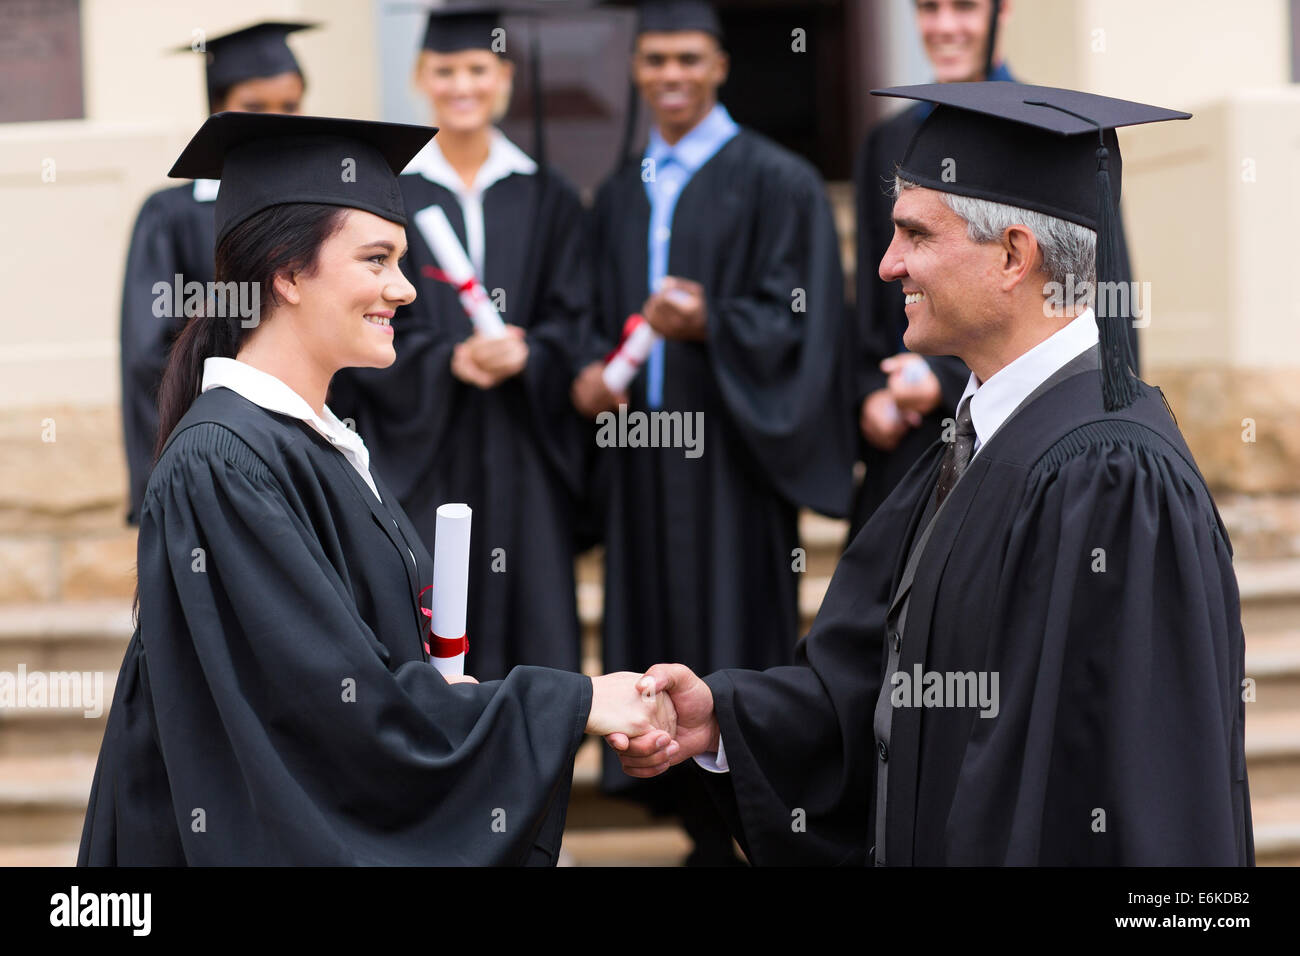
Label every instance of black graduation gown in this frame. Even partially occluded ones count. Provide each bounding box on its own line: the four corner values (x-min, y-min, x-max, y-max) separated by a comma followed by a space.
699, 361, 1253, 865
848, 100, 1143, 535
328, 166, 590, 682
588, 130, 856, 793
120, 182, 217, 525
79, 387, 591, 866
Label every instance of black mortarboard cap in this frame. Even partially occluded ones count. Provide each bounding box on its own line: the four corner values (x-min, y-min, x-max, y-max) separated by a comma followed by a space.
605, 0, 722, 39
175, 21, 315, 93
168, 112, 438, 246
872, 82, 1190, 410
417, 3, 505, 52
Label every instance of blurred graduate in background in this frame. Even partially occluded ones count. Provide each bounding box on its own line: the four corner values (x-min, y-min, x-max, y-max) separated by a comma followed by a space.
120, 21, 313, 525
329, 3, 592, 682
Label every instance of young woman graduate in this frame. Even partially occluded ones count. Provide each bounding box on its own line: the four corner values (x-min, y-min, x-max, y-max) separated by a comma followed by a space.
120, 21, 313, 525
79, 112, 674, 866
328, 5, 591, 683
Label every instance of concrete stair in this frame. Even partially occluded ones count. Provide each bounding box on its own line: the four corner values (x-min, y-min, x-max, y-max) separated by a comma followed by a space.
1, 521, 1297, 866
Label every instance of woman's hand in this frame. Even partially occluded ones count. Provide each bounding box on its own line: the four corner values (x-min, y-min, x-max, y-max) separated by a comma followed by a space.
451, 326, 528, 389
444, 672, 479, 684
585, 672, 677, 749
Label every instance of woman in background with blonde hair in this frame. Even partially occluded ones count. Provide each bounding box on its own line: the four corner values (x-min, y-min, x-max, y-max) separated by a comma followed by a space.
330, 5, 592, 684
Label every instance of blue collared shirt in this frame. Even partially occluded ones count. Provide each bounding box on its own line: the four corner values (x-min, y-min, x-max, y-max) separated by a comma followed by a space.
641, 103, 740, 408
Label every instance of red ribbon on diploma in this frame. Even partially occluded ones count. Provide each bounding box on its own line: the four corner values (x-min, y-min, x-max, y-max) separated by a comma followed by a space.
418, 584, 469, 659
604, 313, 646, 364
428, 633, 469, 658
421, 265, 475, 295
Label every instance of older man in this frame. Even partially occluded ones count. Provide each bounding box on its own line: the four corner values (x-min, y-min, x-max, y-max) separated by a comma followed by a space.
611, 83, 1253, 866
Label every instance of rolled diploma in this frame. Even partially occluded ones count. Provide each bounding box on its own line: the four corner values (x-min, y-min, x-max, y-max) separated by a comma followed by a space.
412, 205, 507, 339
429, 503, 472, 677
602, 314, 661, 393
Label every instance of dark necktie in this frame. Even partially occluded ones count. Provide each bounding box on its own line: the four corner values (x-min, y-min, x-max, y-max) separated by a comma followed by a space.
933, 396, 976, 510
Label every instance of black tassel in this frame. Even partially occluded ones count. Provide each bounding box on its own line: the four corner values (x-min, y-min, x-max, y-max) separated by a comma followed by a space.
1094, 145, 1138, 411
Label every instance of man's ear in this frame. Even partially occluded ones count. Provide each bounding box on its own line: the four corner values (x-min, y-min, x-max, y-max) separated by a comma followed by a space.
1000, 224, 1040, 294
273, 271, 301, 307
714, 48, 730, 87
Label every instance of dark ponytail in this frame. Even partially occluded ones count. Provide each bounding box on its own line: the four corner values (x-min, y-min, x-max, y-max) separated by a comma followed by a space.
152, 202, 348, 460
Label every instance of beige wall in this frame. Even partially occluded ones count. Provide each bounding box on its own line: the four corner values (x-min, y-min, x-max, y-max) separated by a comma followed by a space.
0, 0, 381, 409
1005, 0, 1290, 104
1002, 0, 1299, 372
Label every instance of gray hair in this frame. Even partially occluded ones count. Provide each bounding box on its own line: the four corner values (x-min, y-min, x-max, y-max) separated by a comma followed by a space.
893, 175, 1097, 309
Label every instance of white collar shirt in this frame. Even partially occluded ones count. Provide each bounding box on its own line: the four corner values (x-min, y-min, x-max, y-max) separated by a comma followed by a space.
959, 307, 1101, 458
200, 356, 382, 502
403, 127, 537, 278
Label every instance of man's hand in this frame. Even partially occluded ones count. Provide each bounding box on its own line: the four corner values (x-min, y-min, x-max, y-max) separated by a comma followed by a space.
860, 388, 910, 451
605, 663, 718, 778
571, 360, 627, 418
451, 326, 528, 388
585, 673, 677, 760
643, 276, 707, 341
882, 352, 941, 419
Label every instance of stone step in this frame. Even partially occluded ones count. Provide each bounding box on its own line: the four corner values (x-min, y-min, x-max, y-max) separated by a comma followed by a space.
0, 842, 79, 867
1245, 631, 1300, 712
1243, 709, 1300, 799
1251, 794, 1300, 865
2, 735, 1295, 864
0, 600, 134, 674
0, 673, 116, 757
1238, 558, 1300, 635
560, 826, 692, 866
0, 753, 96, 845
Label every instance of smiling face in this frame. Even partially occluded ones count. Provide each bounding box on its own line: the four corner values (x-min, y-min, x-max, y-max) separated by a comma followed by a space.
879, 186, 1002, 358
273, 210, 416, 372
914, 0, 1001, 83
632, 31, 728, 142
414, 48, 513, 133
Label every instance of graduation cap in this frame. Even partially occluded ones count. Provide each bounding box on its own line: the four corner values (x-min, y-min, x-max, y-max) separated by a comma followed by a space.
168, 112, 438, 246
417, 2, 509, 52
175, 21, 315, 104
872, 82, 1190, 411
605, 0, 723, 39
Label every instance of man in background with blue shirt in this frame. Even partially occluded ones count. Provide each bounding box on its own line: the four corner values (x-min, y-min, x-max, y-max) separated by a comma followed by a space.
573, 0, 853, 864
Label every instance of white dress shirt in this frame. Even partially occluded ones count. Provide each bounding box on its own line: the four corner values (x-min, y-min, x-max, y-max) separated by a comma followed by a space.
200, 356, 382, 502
192, 178, 220, 202
959, 307, 1100, 458
694, 308, 1102, 774
402, 128, 537, 278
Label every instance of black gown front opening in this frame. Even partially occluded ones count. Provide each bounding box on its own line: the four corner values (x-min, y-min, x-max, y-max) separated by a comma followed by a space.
696, 362, 1253, 866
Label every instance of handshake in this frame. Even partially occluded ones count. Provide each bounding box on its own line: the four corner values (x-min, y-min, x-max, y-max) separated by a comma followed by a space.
584, 664, 718, 777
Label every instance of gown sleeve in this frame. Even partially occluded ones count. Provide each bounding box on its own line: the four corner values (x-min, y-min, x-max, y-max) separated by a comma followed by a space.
705, 158, 856, 518
963, 422, 1251, 864
119, 191, 184, 525
135, 423, 592, 864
